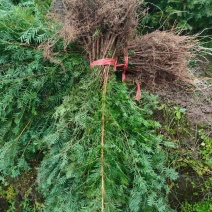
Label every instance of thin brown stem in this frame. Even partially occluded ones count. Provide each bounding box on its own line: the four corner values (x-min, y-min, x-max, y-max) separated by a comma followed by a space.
102, 35, 117, 58
0, 120, 31, 160
97, 37, 100, 59
92, 38, 95, 61
16, 120, 31, 141
101, 66, 109, 212
100, 49, 116, 212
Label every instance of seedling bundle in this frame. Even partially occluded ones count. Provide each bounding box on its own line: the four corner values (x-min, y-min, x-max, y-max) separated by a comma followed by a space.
37, 0, 201, 211
50, 0, 198, 84
1, 1, 211, 211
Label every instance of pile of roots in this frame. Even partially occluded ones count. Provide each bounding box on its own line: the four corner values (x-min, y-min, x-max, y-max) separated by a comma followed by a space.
50, 0, 139, 61
49, 0, 202, 87
127, 31, 197, 86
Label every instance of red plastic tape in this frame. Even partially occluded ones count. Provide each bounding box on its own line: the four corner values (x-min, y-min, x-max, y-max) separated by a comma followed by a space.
134, 80, 141, 101
91, 55, 141, 101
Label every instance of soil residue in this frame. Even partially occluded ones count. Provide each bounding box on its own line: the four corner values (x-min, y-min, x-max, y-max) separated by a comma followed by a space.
156, 82, 212, 128
153, 57, 212, 132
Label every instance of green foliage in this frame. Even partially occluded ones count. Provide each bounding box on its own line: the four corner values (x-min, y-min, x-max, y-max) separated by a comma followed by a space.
156, 104, 189, 139
38, 73, 177, 211
157, 102, 211, 175
199, 130, 212, 166
0, 1, 178, 211
155, 102, 212, 209
0, 1, 87, 178
181, 199, 212, 212
141, 0, 212, 46
156, 102, 212, 174
1, 0, 211, 211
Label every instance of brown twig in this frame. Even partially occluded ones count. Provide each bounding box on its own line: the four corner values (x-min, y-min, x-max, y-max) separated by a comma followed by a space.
127, 31, 199, 87
0, 120, 31, 160
100, 66, 109, 212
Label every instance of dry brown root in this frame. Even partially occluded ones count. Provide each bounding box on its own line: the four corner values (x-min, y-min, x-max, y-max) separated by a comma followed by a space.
49, 0, 141, 58
47, 2, 205, 90
127, 31, 199, 86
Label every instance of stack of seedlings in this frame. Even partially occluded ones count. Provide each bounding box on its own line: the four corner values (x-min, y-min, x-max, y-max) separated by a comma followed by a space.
37, 0, 202, 211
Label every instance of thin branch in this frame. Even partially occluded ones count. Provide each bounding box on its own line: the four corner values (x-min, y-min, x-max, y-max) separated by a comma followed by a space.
101, 66, 109, 212
16, 120, 31, 141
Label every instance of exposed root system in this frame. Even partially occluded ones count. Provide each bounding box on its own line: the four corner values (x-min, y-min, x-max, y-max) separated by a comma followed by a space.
50, 0, 140, 55
127, 31, 199, 86
48, 1, 206, 88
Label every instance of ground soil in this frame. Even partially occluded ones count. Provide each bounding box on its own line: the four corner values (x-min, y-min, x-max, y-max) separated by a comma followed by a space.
154, 58, 212, 134
156, 82, 212, 129
153, 59, 212, 211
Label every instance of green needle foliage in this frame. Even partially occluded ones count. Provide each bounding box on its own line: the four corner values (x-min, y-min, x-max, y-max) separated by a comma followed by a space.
0, 1, 177, 211
37, 71, 178, 211
0, 0, 87, 178
141, 0, 212, 33
140, 0, 212, 47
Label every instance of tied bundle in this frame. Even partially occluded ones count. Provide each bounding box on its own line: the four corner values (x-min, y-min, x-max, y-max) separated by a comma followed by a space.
49, 0, 143, 100
49, 1, 142, 210
41, 1, 210, 211
127, 31, 198, 87
51, 0, 139, 62
49, 0, 201, 89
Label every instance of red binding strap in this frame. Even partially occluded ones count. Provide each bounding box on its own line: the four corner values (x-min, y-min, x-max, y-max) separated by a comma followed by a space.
90, 55, 141, 101
115, 55, 128, 82
90, 55, 128, 74
90, 58, 118, 71
134, 80, 141, 101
